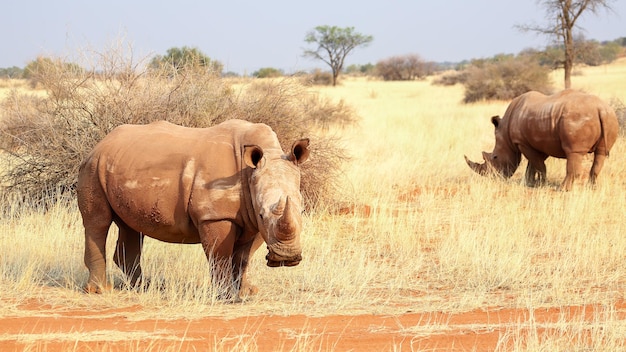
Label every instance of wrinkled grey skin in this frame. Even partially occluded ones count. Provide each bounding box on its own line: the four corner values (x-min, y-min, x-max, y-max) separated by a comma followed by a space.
465, 90, 618, 191
77, 119, 310, 299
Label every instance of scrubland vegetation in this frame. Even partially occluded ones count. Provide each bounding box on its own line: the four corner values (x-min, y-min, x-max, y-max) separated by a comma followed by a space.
2, 53, 626, 350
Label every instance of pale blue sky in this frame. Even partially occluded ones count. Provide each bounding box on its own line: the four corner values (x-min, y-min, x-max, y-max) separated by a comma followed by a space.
2, 1, 624, 74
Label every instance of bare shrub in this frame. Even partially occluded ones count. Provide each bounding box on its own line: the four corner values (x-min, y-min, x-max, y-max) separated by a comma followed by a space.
302, 69, 334, 86
0, 43, 353, 210
375, 54, 436, 81
462, 55, 553, 103
432, 70, 468, 86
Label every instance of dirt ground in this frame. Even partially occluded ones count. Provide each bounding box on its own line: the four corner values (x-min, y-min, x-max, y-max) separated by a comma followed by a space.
3, 299, 625, 351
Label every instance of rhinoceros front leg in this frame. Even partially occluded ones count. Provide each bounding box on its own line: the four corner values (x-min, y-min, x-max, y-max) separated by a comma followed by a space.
520, 147, 547, 187
198, 220, 240, 298
232, 234, 264, 299
113, 220, 144, 288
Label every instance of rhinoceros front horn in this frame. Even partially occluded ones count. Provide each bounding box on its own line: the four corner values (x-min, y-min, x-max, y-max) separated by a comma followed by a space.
276, 196, 298, 238
465, 155, 487, 175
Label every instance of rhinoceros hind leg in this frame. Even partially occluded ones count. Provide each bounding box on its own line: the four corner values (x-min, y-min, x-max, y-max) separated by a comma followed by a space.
589, 152, 607, 187
562, 153, 584, 191
78, 182, 114, 294
113, 220, 144, 288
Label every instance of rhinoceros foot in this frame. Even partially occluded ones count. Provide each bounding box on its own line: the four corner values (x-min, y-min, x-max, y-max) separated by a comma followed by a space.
84, 282, 112, 294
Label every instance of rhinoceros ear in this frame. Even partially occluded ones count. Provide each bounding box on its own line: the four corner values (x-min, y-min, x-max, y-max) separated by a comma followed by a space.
243, 144, 264, 169
290, 138, 310, 165
491, 115, 501, 128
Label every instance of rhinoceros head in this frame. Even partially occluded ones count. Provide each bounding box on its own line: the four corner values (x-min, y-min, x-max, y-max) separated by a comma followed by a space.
465, 115, 521, 179
243, 139, 310, 267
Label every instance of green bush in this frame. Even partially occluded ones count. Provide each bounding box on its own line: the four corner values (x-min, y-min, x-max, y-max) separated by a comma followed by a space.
0, 45, 353, 210
462, 55, 553, 103
0, 66, 24, 79
252, 67, 283, 78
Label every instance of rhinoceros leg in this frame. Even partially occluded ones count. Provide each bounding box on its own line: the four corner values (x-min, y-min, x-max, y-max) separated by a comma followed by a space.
198, 220, 239, 298
113, 220, 144, 288
78, 185, 114, 294
589, 152, 607, 187
232, 234, 264, 299
562, 153, 584, 191
520, 147, 547, 187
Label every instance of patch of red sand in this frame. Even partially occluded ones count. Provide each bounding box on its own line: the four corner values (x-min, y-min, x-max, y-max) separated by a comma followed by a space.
3, 301, 626, 351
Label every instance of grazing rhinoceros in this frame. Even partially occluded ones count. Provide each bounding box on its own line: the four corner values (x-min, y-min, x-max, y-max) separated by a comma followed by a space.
465, 89, 618, 191
77, 119, 310, 298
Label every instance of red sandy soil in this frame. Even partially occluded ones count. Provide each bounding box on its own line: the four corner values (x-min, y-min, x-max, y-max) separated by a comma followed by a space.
3, 300, 626, 351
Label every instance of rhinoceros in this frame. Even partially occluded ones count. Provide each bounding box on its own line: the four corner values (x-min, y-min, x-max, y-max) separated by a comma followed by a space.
465, 89, 618, 191
77, 119, 310, 298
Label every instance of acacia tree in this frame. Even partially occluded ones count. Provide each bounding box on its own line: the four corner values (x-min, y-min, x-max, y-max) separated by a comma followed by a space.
517, 0, 615, 88
303, 26, 373, 86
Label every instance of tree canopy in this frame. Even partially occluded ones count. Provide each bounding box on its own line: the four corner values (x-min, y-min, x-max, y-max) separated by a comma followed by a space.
303, 26, 373, 86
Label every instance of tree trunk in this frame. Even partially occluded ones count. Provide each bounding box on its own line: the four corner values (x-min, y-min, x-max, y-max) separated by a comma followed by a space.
563, 31, 573, 89
562, 0, 574, 89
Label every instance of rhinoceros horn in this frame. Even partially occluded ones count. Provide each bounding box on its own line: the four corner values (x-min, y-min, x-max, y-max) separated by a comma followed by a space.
276, 196, 298, 239
464, 154, 488, 175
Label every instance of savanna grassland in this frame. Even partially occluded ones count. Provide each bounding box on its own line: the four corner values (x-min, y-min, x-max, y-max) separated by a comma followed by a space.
2, 59, 626, 351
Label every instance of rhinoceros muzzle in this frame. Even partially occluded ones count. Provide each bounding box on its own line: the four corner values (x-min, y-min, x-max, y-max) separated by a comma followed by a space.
265, 251, 302, 267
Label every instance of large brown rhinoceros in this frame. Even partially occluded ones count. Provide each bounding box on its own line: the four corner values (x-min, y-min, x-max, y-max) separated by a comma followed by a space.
77, 119, 310, 298
465, 89, 618, 191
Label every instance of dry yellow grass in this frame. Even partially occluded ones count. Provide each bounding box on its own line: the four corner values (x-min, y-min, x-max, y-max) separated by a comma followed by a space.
2, 59, 626, 350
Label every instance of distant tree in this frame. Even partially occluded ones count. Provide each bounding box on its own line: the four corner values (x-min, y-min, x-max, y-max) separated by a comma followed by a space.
303, 26, 373, 86
529, 37, 621, 69
252, 67, 283, 78
344, 63, 375, 76
0, 66, 24, 79
150, 46, 222, 75
517, 0, 616, 88
599, 41, 622, 62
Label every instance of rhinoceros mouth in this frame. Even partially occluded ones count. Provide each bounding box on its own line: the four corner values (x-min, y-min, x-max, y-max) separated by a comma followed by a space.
265, 252, 302, 267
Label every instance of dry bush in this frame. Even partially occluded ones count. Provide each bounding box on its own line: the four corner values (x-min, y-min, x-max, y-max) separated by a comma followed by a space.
0, 43, 353, 210
432, 70, 468, 86
462, 55, 553, 103
610, 97, 626, 135
301, 69, 334, 86
375, 54, 436, 81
